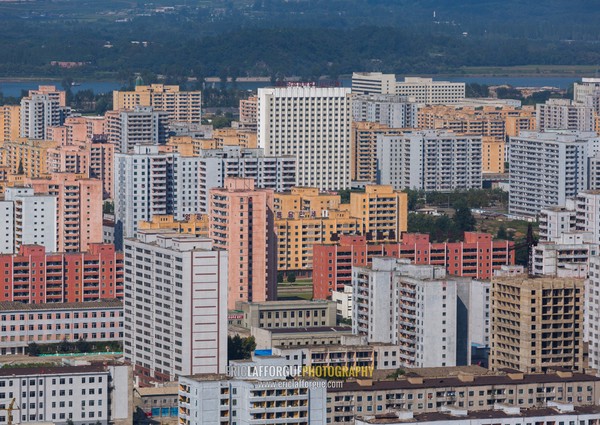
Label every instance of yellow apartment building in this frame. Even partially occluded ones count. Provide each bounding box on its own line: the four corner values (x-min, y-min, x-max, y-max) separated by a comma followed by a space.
349, 185, 408, 241
4, 138, 58, 177
0, 105, 20, 143
482, 136, 506, 173
138, 214, 209, 237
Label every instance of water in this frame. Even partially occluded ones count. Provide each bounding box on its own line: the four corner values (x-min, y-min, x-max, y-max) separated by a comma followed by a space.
0, 80, 124, 97
0, 76, 582, 98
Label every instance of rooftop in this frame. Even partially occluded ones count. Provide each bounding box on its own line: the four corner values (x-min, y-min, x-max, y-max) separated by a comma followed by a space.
0, 299, 122, 312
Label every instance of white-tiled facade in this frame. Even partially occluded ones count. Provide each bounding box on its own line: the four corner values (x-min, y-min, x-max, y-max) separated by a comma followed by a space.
508, 131, 597, 217
123, 231, 228, 384
351, 94, 418, 128
258, 86, 351, 191
352, 258, 457, 368
395, 77, 465, 104
20, 94, 68, 140
377, 130, 482, 191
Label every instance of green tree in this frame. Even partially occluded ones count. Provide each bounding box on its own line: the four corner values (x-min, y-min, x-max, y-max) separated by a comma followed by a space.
277, 272, 284, 283
497, 225, 508, 240
27, 342, 41, 356
58, 337, 72, 353
75, 338, 91, 353
228, 335, 256, 361
454, 204, 476, 234
103, 201, 114, 215
287, 272, 296, 283
17, 159, 24, 175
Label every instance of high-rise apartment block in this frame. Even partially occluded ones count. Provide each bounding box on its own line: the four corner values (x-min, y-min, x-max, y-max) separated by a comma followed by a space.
0, 105, 20, 143
90, 139, 115, 199
0, 243, 123, 303
353, 257, 457, 368
349, 185, 408, 241
20, 86, 70, 139
124, 231, 227, 385
1, 186, 57, 253
105, 106, 170, 152
28, 173, 103, 252
351, 122, 402, 183
313, 232, 514, 299
574, 77, 600, 103
539, 204, 577, 242
352, 72, 397, 95
536, 98, 596, 132
258, 86, 352, 190
114, 145, 200, 247
490, 275, 585, 373
239, 95, 258, 130
586, 256, 600, 373
209, 178, 277, 309
377, 130, 482, 191
351, 94, 418, 128
113, 84, 202, 124
508, 131, 597, 217
197, 146, 296, 213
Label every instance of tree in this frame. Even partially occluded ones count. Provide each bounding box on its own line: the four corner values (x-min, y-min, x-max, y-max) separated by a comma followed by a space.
228, 335, 256, 361
17, 159, 24, 175
75, 338, 91, 353
58, 337, 72, 353
497, 225, 508, 240
454, 204, 476, 234
287, 272, 296, 283
103, 201, 114, 215
277, 272, 284, 283
27, 342, 41, 356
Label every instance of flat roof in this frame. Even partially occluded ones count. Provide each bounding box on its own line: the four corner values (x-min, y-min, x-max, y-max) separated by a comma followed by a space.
267, 326, 353, 335
330, 371, 600, 393
0, 299, 122, 312
0, 365, 107, 377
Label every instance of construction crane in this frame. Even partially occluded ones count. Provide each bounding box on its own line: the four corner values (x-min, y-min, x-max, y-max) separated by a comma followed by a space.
0, 398, 19, 425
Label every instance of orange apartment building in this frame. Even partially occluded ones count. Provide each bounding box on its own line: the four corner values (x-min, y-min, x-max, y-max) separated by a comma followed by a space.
0, 243, 123, 303
27, 173, 103, 252
209, 178, 277, 309
313, 232, 515, 299
0, 105, 20, 143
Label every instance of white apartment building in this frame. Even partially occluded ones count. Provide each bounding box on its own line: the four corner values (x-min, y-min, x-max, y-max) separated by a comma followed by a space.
197, 146, 296, 213
536, 98, 595, 132
456, 279, 491, 365
123, 231, 228, 385
576, 190, 600, 244
508, 131, 597, 217
257, 86, 352, 190
332, 284, 353, 320
377, 130, 482, 191
0, 362, 130, 425
114, 145, 200, 248
105, 106, 170, 153
539, 201, 577, 242
0, 299, 123, 355
351, 94, 418, 128
352, 258, 458, 368
1, 187, 57, 253
178, 355, 327, 425
574, 77, 600, 103
531, 232, 599, 278
395, 77, 465, 104
352, 72, 397, 95
586, 255, 600, 373
20, 94, 70, 140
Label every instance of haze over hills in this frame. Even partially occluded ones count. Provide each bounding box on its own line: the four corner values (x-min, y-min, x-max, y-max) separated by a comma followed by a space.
0, 0, 599, 81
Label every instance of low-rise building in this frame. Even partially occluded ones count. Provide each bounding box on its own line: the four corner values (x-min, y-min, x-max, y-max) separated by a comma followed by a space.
252, 326, 355, 350
0, 299, 123, 355
234, 300, 337, 329
332, 285, 353, 320
531, 232, 598, 277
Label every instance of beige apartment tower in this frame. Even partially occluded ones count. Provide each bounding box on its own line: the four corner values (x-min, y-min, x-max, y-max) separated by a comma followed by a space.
209, 178, 277, 309
490, 275, 585, 373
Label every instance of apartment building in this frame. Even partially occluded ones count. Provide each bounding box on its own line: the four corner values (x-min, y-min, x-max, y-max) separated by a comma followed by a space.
28, 173, 103, 253
105, 106, 170, 153
138, 214, 209, 237
0, 104, 20, 143
124, 231, 228, 385
178, 356, 327, 425
1, 186, 57, 253
0, 243, 123, 303
586, 256, 600, 373
536, 98, 595, 132
328, 368, 600, 425
353, 258, 458, 368
576, 190, 600, 244
313, 232, 513, 299
89, 140, 115, 199
213, 127, 258, 149
258, 86, 352, 190
209, 178, 276, 309
490, 275, 585, 373
349, 185, 408, 241
20, 86, 70, 139
352, 94, 417, 128
417, 105, 506, 141
239, 95, 258, 130
114, 145, 201, 247
252, 326, 354, 350
4, 138, 58, 177
113, 84, 202, 124
197, 146, 296, 213
234, 300, 337, 329
539, 204, 577, 242
377, 130, 482, 191
351, 122, 403, 183
0, 363, 130, 425
531, 232, 598, 278
0, 299, 123, 355
509, 131, 597, 217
